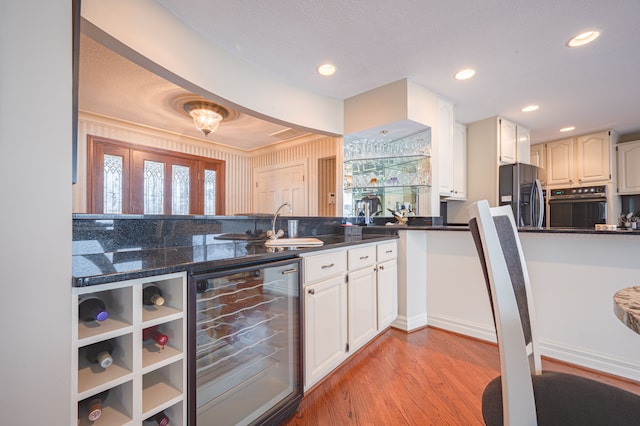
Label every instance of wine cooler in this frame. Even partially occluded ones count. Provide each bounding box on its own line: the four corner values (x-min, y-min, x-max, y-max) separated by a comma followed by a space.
188, 258, 303, 425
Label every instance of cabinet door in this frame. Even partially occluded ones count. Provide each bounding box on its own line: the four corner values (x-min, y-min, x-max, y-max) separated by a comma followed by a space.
546, 138, 574, 185
499, 118, 517, 164
617, 141, 640, 194
450, 122, 467, 200
530, 144, 546, 169
347, 267, 378, 353
376, 259, 398, 330
576, 132, 611, 184
304, 275, 347, 390
517, 126, 531, 164
438, 100, 455, 196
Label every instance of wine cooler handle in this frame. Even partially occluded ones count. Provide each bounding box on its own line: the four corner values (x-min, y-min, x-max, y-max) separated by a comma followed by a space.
308, 288, 315, 295
281, 268, 298, 275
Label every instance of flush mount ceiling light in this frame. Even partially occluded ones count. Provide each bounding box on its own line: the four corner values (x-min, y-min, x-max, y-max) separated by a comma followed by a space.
560, 126, 576, 132
182, 100, 229, 136
566, 30, 600, 47
521, 105, 539, 112
317, 63, 336, 76
454, 68, 475, 80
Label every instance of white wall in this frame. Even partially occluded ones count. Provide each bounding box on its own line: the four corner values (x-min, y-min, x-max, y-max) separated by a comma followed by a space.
0, 1, 72, 424
425, 230, 640, 381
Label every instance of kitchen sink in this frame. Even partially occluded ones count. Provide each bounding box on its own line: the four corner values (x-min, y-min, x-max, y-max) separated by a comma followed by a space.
264, 238, 324, 247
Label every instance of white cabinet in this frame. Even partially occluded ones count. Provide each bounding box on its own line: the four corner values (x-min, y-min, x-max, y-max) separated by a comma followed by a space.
546, 131, 616, 187
530, 143, 546, 169
617, 140, 640, 194
71, 272, 187, 426
576, 131, 612, 184
440, 122, 467, 200
376, 241, 398, 330
517, 126, 531, 164
302, 240, 398, 390
347, 244, 378, 353
302, 249, 348, 390
304, 274, 348, 390
499, 118, 518, 164
546, 138, 575, 186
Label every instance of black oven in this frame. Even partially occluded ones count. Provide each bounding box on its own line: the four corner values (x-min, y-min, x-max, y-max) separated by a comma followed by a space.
547, 185, 607, 229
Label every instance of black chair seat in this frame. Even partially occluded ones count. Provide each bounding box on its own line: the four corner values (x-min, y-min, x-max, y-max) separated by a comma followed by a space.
482, 371, 640, 426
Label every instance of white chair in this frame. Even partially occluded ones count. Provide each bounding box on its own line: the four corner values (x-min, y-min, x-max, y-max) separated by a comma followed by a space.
468, 200, 640, 426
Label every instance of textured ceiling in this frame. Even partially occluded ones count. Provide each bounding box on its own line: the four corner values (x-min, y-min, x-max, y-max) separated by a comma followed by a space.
80, 0, 640, 148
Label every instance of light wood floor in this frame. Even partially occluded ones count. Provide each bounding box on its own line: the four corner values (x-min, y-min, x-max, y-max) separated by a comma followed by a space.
283, 327, 640, 426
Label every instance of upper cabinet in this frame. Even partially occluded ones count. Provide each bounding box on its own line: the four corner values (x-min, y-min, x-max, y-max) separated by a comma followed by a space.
617, 140, 640, 194
439, 122, 467, 200
530, 143, 546, 168
546, 138, 574, 186
546, 130, 616, 187
499, 118, 517, 164
438, 101, 467, 200
517, 126, 531, 164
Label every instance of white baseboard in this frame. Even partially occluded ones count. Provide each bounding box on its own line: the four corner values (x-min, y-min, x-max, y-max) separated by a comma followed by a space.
391, 313, 428, 332
428, 314, 640, 382
540, 339, 640, 382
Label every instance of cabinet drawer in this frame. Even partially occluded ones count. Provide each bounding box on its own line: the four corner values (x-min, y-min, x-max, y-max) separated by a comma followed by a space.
348, 245, 376, 271
304, 250, 347, 284
377, 241, 397, 263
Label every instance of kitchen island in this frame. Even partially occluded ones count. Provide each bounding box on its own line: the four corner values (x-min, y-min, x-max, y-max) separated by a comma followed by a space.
391, 225, 640, 382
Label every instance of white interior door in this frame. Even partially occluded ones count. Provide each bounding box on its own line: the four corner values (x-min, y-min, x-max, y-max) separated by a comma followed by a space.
254, 162, 308, 215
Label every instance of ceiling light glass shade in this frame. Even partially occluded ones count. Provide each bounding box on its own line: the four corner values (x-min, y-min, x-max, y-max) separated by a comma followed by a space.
521, 105, 539, 112
566, 30, 600, 47
183, 101, 229, 137
560, 126, 576, 132
454, 68, 475, 80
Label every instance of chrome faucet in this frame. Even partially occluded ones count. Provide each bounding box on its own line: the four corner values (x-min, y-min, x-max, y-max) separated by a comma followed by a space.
267, 202, 292, 240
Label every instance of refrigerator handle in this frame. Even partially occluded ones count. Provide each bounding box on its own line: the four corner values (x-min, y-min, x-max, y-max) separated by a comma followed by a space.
533, 179, 544, 228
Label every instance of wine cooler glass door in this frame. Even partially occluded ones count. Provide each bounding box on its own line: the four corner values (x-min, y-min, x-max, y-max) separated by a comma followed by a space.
189, 258, 302, 426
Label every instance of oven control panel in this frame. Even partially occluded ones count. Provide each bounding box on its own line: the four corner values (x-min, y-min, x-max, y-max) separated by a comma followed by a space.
549, 185, 607, 198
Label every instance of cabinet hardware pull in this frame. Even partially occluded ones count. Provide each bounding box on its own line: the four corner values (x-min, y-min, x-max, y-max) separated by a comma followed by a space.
281, 268, 298, 275
308, 289, 315, 295
379, 265, 385, 270
321, 263, 334, 269
360, 255, 369, 260
385, 250, 392, 253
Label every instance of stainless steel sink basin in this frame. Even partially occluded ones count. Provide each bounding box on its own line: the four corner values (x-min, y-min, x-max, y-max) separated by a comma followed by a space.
264, 238, 324, 247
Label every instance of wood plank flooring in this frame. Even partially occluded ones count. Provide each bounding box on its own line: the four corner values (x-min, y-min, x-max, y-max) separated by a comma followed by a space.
283, 327, 640, 426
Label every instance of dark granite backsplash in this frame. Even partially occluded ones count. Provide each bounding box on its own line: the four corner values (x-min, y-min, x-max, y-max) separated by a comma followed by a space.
72, 214, 347, 255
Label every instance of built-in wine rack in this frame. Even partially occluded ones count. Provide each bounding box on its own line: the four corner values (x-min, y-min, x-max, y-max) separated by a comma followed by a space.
71, 272, 187, 425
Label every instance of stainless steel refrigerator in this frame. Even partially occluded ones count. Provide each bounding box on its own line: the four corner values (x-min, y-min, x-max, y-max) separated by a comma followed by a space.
499, 163, 545, 228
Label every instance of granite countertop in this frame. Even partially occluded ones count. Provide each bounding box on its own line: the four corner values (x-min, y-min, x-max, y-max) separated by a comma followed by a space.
613, 286, 640, 334
72, 233, 396, 287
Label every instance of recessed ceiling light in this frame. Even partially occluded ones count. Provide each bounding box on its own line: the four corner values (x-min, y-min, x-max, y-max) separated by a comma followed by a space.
560, 126, 576, 132
566, 30, 600, 47
454, 68, 475, 80
521, 105, 539, 112
317, 63, 336, 76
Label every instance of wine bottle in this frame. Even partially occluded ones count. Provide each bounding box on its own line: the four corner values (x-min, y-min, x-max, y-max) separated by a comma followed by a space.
78, 389, 109, 422
143, 325, 169, 350
78, 295, 109, 322
143, 284, 165, 306
82, 339, 115, 369
144, 410, 170, 426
